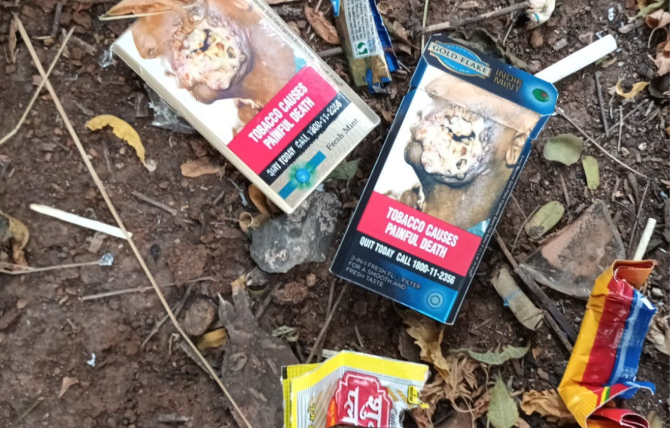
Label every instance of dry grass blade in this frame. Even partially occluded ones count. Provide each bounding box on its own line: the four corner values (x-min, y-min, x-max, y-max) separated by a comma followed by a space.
14, 16, 254, 428
102, 0, 194, 22
0, 27, 74, 147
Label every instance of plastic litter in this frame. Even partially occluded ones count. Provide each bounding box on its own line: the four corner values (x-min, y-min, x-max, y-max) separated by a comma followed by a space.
145, 86, 195, 134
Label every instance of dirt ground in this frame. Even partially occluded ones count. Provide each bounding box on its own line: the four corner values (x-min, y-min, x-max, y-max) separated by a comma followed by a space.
0, 0, 668, 427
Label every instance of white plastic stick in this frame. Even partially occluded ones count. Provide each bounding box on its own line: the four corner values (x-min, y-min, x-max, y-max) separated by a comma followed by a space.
30, 204, 131, 240
535, 35, 617, 84
633, 218, 656, 261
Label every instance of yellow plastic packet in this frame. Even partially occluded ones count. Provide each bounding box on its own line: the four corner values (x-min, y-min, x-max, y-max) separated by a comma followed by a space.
283, 351, 429, 428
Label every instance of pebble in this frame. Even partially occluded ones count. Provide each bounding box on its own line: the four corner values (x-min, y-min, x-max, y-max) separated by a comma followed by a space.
250, 192, 342, 273
182, 298, 216, 336
353, 301, 368, 317
552, 38, 568, 51
651, 288, 663, 298
530, 30, 544, 49
537, 367, 550, 381
305, 273, 317, 287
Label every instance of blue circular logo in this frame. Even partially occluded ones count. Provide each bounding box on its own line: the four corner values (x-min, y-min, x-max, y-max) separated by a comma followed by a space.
295, 168, 311, 184
427, 292, 445, 309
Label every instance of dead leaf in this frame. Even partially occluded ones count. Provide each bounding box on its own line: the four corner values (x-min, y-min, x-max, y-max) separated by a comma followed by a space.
652, 29, 670, 76
455, 344, 529, 365
8, 16, 18, 64
520, 389, 576, 426
543, 134, 584, 165
58, 377, 79, 399
304, 6, 339, 45
377, 1, 392, 15
401, 311, 449, 378
647, 411, 663, 428
647, 315, 670, 355
272, 281, 309, 305
384, 18, 414, 47
86, 115, 154, 171
238, 211, 268, 234
582, 156, 600, 190
180, 158, 222, 177
646, 9, 670, 27
0, 210, 29, 265
614, 79, 649, 99
525, 201, 565, 239
196, 328, 227, 350
381, 109, 394, 122
488, 376, 518, 428
249, 184, 272, 216
440, 411, 474, 428
515, 418, 532, 428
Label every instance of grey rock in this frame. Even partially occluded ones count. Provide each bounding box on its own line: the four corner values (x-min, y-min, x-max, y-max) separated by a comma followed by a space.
250, 192, 341, 273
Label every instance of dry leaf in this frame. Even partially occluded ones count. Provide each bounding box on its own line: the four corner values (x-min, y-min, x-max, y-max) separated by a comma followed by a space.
520, 389, 576, 426
238, 211, 268, 234
653, 30, 670, 76
0, 210, 30, 265
647, 315, 670, 355
377, 1, 392, 15
401, 311, 449, 378
249, 184, 271, 216
515, 418, 532, 428
647, 411, 663, 428
384, 18, 413, 47
86, 115, 153, 170
180, 158, 222, 177
196, 328, 227, 350
8, 16, 18, 64
646, 9, 670, 27
488, 376, 518, 428
304, 6, 340, 45
58, 377, 79, 399
614, 79, 649, 99
381, 109, 394, 122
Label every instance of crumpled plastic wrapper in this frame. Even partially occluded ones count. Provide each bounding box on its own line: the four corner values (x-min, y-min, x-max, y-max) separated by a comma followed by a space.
526, 0, 556, 28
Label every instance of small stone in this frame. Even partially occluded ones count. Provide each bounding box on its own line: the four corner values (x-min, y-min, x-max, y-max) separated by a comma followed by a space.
158, 181, 170, 189
106, 417, 117, 428
651, 288, 663, 298
305, 273, 317, 287
638, 142, 647, 151
182, 298, 216, 336
552, 38, 568, 51
537, 368, 550, 381
353, 301, 367, 317
16, 299, 28, 309
578, 32, 594, 44
250, 192, 342, 273
530, 30, 544, 49
273, 282, 309, 305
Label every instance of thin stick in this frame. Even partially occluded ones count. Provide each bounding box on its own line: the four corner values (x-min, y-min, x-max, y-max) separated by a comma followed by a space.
594, 72, 609, 136
98, 3, 198, 20
627, 180, 650, 257
50, 2, 63, 38
602, 99, 649, 138
13, 397, 43, 425
421, 2, 530, 34
313, 279, 336, 362
354, 325, 365, 349
0, 27, 73, 147
15, 18, 254, 428
255, 281, 283, 320
511, 205, 539, 252
0, 259, 103, 275
559, 173, 571, 207
30, 203, 131, 239
617, 106, 623, 152
557, 108, 647, 179
421, 0, 430, 50
306, 283, 348, 364
141, 283, 195, 349
132, 190, 177, 216
633, 218, 657, 261
81, 276, 214, 301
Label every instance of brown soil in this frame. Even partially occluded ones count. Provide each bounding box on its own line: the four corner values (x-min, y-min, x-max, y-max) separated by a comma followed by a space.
0, 0, 668, 427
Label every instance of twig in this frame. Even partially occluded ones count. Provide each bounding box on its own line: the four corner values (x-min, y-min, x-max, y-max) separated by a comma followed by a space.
633, 218, 657, 261
30, 203, 131, 239
594, 72, 609, 136
559, 173, 571, 207
0, 257, 109, 275
502, 12, 515, 46
494, 231, 577, 349
81, 276, 214, 301
313, 279, 336, 362
511, 205, 539, 252
132, 190, 177, 216
13, 397, 44, 425
627, 180, 650, 258
0, 27, 73, 147
602, 99, 649, 137
141, 283, 195, 349
212, 189, 226, 205
354, 325, 365, 349
15, 18, 254, 428
421, 0, 431, 50
557, 108, 647, 179
254, 281, 283, 320
617, 106, 623, 152
306, 283, 348, 364
421, 2, 530, 34
511, 193, 526, 217
50, 2, 62, 38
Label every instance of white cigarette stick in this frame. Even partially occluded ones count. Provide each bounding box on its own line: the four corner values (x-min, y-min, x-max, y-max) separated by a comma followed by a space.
30, 204, 131, 240
633, 218, 656, 261
535, 35, 617, 84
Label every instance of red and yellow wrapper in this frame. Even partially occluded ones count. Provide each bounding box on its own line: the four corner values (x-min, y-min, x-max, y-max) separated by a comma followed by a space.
558, 260, 657, 428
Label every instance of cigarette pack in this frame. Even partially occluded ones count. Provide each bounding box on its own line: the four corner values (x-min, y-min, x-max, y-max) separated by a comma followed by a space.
331, 35, 557, 324
112, 0, 379, 213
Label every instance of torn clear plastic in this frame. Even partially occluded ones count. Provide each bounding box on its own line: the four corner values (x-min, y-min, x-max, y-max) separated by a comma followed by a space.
99, 45, 116, 69
99, 252, 115, 266
146, 85, 195, 134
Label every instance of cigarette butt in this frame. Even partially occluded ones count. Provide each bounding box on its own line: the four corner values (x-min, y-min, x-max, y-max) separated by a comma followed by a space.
633, 218, 656, 261
30, 203, 131, 240
535, 35, 617, 84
